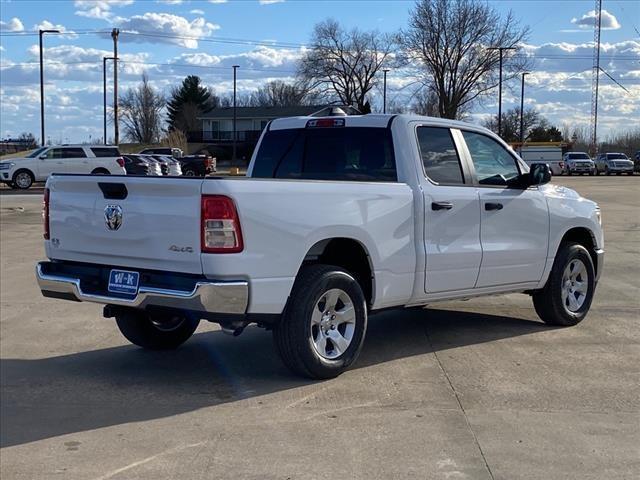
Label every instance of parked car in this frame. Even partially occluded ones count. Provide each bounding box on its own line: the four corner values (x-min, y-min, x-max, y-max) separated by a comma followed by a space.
595, 152, 634, 175
563, 152, 596, 175
122, 154, 152, 176
180, 154, 216, 176
138, 147, 183, 158
0, 145, 125, 189
154, 155, 182, 176
36, 114, 604, 379
139, 154, 169, 175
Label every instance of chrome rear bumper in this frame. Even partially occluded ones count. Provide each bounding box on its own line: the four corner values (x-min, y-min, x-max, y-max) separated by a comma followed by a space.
36, 262, 248, 315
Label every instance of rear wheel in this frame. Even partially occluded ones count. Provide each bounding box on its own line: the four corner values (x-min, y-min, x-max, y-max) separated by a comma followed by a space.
115, 308, 199, 350
273, 265, 367, 379
183, 168, 197, 177
532, 243, 595, 326
12, 170, 34, 189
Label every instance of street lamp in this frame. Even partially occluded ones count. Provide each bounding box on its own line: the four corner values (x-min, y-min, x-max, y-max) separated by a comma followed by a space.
103, 56, 116, 145
382, 69, 390, 114
232, 65, 239, 164
488, 46, 516, 137
39, 29, 60, 146
519, 72, 530, 151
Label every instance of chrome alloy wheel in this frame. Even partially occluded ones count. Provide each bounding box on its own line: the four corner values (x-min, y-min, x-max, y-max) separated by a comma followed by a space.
561, 259, 589, 313
15, 172, 32, 189
310, 288, 356, 360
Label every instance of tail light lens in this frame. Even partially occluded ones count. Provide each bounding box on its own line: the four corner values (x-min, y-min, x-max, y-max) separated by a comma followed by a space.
201, 195, 243, 253
116, 157, 125, 168
43, 188, 50, 240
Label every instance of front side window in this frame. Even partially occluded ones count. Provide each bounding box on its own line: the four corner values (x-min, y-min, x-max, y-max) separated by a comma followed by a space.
417, 126, 465, 185
462, 131, 520, 186
44, 148, 62, 159
253, 127, 397, 182
27, 147, 48, 158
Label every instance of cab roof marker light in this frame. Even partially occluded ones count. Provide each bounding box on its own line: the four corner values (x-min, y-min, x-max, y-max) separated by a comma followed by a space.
306, 118, 346, 128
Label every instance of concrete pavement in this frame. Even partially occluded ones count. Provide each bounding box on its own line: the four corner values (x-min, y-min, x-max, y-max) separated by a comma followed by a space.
1, 176, 639, 479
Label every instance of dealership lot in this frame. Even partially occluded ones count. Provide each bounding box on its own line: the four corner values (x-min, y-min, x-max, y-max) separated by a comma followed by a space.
1, 177, 638, 479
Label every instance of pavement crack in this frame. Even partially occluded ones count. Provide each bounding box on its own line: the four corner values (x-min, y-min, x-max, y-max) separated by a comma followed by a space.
424, 325, 496, 480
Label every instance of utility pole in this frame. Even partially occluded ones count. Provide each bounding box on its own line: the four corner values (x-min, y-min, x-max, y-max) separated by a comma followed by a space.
519, 72, 529, 150
232, 65, 239, 164
488, 46, 516, 137
382, 69, 389, 114
103, 56, 115, 145
111, 28, 120, 145
39, 29, 59, 146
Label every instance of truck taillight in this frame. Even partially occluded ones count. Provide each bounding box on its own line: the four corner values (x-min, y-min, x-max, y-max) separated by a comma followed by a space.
116, 157, 125, 168
201, 195, 243, 253
43, 188, 50, 240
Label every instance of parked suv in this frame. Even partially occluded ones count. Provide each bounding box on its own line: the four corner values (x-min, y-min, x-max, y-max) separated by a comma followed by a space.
595, 152, 634, 175
180, 154, 216, 176
563, 152, 596, 175
0, 145, 125, 189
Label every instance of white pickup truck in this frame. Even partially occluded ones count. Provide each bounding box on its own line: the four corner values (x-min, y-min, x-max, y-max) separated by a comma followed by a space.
36, 115, 604, 379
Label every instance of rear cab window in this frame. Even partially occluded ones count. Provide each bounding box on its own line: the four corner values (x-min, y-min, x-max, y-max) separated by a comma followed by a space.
252, 126, 397, 182
417, 126, 465, 185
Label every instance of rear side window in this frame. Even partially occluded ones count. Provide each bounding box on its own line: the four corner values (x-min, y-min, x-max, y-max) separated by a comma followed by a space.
91, 147, 120, 157
252, 127, 396, 182
417, 127, 465, 185
60, 148, 87, 158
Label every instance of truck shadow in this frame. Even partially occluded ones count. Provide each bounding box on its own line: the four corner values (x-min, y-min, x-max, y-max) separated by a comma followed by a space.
1, 307, 552, 448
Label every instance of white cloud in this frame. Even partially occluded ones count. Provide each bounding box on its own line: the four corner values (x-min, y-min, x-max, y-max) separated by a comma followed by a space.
158, 0, 183, 4
0, 17, 24, 32
209, 0, 229, 3
115, 13, 220, 48
259, 0, 285, 4
74, 0, 134, 20
571, 9, 621, 30
190, 9, 205, 15
33, 21, 78, 39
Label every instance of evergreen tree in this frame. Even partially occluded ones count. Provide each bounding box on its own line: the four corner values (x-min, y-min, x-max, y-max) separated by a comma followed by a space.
167, 76, 218, 138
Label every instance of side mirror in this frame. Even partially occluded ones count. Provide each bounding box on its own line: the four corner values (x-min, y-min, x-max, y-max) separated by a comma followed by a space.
39, 154, 47, 160
528, 163, 552, 186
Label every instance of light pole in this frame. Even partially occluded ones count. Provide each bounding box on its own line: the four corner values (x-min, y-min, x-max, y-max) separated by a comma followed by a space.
232, 65, 239, 164
383, 69, 389, 114
39, 29, 60, 146
103, 56, 115, 145
111, 28, 120, 145
519, 72, 529, 150
488, 46, 516, 137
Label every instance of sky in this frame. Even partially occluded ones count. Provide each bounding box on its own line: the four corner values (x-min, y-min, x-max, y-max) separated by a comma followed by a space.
0, 0, 638, 144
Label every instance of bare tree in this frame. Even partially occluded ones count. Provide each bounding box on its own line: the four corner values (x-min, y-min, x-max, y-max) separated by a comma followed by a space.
119, 74, 165, 144
410, 88, 440, 117
247, 80, 311, 107
298, 19, 394, 111
401, 0, 530, 119
483, 107, 540, 142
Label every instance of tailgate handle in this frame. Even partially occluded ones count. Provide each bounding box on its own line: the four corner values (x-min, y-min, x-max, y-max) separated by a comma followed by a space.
98, 182, 128, 200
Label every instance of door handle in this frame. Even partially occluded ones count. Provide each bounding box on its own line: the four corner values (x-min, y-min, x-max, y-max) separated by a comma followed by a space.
432, 201, 453, 211
485, 202, 503, 211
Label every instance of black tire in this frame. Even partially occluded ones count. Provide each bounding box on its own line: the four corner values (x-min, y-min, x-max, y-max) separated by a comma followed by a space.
273, 265, 368, 379
115, 308, 199, 350
12, 169, 34, 189
589, 170, 595, 176
91, 168, 110, 175
627, 172, 634, 176
183, 168, 197, 177
532, 243, 595, 326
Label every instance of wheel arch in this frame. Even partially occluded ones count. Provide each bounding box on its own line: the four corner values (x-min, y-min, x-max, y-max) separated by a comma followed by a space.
558, 226, 599, 277
300, 237, 375, 308
12, 168, 35, 186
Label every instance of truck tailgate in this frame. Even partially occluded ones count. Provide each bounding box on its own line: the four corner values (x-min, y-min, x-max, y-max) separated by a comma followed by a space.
47, 175, 204, 274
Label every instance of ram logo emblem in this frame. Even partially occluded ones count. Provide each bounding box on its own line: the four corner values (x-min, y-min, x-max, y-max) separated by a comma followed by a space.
104, 205, 123, 231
